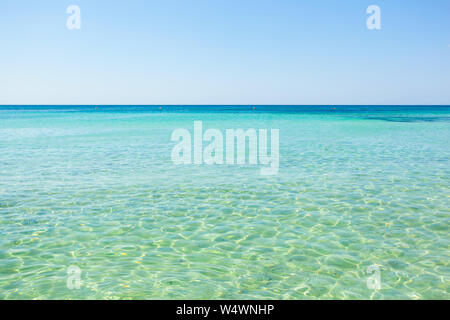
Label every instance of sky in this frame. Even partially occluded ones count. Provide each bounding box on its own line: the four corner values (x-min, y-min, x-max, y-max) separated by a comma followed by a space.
0, 0, 449, 105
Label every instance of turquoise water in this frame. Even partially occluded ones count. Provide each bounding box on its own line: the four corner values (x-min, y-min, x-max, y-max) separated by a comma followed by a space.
0, 106, 449, 299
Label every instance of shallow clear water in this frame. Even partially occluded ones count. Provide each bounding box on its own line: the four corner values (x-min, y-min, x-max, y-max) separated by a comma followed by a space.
0, 106, 449, 299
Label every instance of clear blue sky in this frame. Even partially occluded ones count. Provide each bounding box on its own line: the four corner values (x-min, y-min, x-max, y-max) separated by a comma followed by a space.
0, 0, 449, 105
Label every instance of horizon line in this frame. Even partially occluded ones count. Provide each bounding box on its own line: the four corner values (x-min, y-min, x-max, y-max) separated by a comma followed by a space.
1, 104, 450, 107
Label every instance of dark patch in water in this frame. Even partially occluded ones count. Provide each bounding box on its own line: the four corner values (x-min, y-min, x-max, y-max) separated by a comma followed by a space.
361, 116, 450, 123
22, 218, 39, 225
